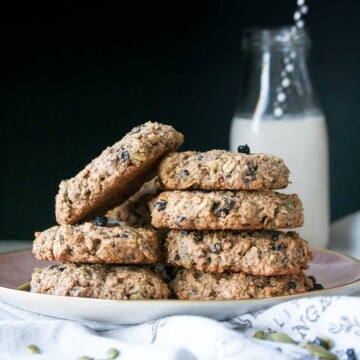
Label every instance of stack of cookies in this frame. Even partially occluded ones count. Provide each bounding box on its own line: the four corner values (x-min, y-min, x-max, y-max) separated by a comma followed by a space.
30, 122, 184, 300
149, 150, 314, 300
30, 121, 316, 301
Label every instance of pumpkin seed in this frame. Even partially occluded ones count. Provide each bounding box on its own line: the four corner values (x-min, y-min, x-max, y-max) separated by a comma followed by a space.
253, 329, 338, 360
303, 343, 337, 360
265, 332, 296, 344
132, 153, 147, 162
77, 356, 93, 360
211, 163, 218, 173
26, 344, 41, 354
17, 281, 31, 291
106, 348, 120, 359
253, 330, 266, 340
283, 200, 295, 212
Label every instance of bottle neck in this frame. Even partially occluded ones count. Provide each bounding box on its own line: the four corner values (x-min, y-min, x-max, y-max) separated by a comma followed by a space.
236, 29, 323, 120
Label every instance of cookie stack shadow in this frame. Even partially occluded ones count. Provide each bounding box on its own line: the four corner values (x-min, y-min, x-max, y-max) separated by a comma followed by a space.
149, 149, 316, 299
30, 122, 317, 301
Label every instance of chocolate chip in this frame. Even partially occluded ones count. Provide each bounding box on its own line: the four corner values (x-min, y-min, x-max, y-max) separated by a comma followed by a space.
194, 232, 203, 242
174, 254, 180, 261
58, 266, 65, 272
121, 232, 129, 239
93, 216, 108, 227
245, 167, 257, 177
237, 144, 250, 154
179, 169, 190, 178
210, 243, 221, 254
224, 197, 233, 208
313, 283, 324, 290
272, 243, 285, 251
119, 149, 130, 162
175, 216, 187, 226
196, 155, 204, 160
154, 200, 167, 211
212, 202, 228, 217
288, 281, 297, 290
212, 197, 233, 217
271, 233, 279, 241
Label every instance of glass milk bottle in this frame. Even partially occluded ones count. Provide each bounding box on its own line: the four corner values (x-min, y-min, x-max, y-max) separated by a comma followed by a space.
230, 27, 329, 248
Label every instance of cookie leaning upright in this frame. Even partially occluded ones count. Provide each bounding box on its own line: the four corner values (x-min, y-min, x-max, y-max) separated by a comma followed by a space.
55, 122, 184, 225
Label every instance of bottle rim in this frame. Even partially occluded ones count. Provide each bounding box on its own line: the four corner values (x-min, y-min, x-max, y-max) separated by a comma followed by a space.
242, 26, 311, 50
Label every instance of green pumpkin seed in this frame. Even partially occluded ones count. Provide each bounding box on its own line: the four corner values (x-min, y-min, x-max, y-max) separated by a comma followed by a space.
211, 163, 218, 173
265, 332, 296, 344
283, 200, 295, 212
77, 356, 93, 360
304, 343, 337, 360
17, 281, 31, 291
26, 344, 41, 354
106, 348, 120, 359
253, 330, 266, 340
132, 153, 147, 162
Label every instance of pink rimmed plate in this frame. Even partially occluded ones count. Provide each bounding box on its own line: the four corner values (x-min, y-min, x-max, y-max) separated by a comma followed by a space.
0, 248, 359, 324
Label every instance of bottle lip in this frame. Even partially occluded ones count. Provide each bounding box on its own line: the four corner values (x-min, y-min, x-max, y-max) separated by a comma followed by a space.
242, 26, 311, 50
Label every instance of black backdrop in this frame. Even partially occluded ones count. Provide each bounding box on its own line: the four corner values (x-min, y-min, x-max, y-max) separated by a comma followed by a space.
1, 1, 359, 239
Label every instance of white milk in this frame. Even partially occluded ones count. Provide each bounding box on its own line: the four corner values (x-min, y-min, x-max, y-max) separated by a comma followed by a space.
230, 115, 329, 248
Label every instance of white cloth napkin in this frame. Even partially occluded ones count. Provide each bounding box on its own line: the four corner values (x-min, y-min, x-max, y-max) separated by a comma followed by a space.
1, 296, 360, 360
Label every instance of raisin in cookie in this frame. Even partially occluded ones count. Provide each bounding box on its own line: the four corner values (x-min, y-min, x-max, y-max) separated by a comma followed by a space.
150, 190, 303, 230
166, 230, 312, 275
33, 222, 159, 264
159, 150, 290, 190
31, 264, 170, 299
55, 122, 184, 225
171, 269, 314, 300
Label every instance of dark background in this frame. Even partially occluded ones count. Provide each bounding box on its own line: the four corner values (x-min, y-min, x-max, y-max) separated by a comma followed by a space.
1, 1, 359, 239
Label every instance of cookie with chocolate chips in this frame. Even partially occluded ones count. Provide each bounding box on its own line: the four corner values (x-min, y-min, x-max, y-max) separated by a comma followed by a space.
149, 190, 304, 230
55, 122, 183, 225
33, 222, 160, 264
165, 229, 312, 275
158, 150, 290, 190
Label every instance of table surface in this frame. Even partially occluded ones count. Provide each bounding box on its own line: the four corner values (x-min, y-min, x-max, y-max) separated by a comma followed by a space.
0, 241, 32, 254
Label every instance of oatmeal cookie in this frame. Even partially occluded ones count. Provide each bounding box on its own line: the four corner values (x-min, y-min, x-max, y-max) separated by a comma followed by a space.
150, 190, 303, 230
171, 269, 314, 300
159, 150, 290, 190
166, 230, 312, 275
33, 222, 159, 264
30, 263, 170, 299
55, 122, 183, 224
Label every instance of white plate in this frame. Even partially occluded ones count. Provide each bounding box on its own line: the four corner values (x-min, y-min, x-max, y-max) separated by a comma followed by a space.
0, 248, 360, 324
